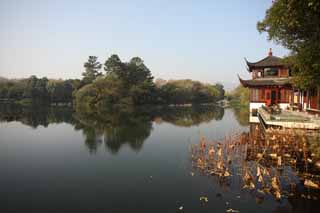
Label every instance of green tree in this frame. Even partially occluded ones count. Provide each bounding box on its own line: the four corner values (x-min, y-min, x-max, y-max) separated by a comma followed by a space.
76, 54, 225, 108
47, 80, 73, 103
127, 57, 154, 85
158, 79, 224, 104
7, 83, 24, 99
104, 55, 156, 105
257, 0, 320, 88
82, 56, 102, 84
94, 75, 126, 107
104, 54, 125, 78
75, 75, 125, 108
0, 86, 8, 98
22, 75, 37, 99
227, 85, 249, 107
127, 57, 155, 104
215, 83, 225, 100
22, 76, 49, 101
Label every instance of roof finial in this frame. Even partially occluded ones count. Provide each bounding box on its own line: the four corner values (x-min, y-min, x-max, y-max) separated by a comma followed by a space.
268, 48, 273, 56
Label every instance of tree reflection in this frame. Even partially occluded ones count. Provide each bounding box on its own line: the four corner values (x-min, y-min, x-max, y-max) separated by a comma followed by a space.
0, 103, 74, 128
0, 104, 226, 154
73, 106, 226, 153
82, 128, 103, 153
73, 108, 153, 154
156, 106, 224, 127
231, 106, 250, 126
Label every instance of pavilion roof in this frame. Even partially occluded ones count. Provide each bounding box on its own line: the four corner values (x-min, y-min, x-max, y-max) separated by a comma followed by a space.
238, 75, 292, 87
245, 55, 286, 72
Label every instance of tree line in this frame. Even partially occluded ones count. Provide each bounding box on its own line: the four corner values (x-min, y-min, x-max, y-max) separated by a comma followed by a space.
0, 76, 79, 104
0, 54, 225, 107
76, 54, 225, 108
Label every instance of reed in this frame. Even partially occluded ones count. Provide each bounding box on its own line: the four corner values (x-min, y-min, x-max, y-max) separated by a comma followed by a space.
189, 127, 320, 201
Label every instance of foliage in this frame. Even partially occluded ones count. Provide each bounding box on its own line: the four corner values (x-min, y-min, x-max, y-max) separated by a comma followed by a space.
0, 76, 79, 104
76, 54, 226, 108
75, 75, 126, 109
76, 54, 157, 108
257, 0, 320, 88
0, 76, 49, 102
47, 80, 73, 102
157, 79, 224, 105
226, 85, 249, 107
82, 56, 102, 84
104, 54, 126, 79
0, 54, 226, 108
22, 76, 49, 100
103, 55, 156, 105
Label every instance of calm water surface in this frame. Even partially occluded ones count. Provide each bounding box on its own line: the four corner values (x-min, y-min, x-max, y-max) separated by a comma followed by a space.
0, 105, 318, 212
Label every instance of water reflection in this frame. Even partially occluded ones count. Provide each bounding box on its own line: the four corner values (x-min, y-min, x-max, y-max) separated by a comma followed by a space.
74, 106, 225, 153
230, 106, 250, 126
0, 104, 227, 154
155, 106, 224, 127
2, 104, 318, 212
0, 104, 74, 128
73, 109, 153, 153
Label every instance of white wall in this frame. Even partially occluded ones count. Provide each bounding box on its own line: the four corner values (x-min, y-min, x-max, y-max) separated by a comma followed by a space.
279, 103, 290, 110
249, 103, 265, 112
250, 102, 290, 112
249, 115, 260, 123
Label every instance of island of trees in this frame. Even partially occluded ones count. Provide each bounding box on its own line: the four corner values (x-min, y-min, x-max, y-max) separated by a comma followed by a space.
0, 54, 225, 108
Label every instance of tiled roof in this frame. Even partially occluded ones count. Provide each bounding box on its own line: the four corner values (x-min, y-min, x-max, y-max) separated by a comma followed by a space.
245, 55, 285, 71
238, 75, 292, 87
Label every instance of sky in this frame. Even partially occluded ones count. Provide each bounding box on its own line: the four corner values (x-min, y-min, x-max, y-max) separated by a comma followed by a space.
0, 0, 288, 90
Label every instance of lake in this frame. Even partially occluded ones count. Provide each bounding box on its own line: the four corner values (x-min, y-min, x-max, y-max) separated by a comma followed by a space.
0, 104, 319, 213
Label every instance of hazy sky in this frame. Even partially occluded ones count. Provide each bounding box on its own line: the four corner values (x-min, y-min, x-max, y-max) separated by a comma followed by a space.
0, 0, 288, 89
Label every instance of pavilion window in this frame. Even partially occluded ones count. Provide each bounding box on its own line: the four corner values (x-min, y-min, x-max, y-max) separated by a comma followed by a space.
264, 68, 278, 77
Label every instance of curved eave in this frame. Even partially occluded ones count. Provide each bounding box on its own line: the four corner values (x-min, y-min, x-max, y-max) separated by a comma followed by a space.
238, 75, 292, 88
244, 58, 253, 72
238, 75, 250, 87
244, 56, 286, 71
245, 58, 254, 67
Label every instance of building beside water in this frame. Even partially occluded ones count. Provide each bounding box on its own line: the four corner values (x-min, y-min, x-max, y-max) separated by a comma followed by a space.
239, 49, 320, 131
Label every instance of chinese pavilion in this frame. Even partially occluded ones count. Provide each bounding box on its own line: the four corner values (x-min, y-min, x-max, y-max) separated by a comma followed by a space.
239, 49, 292, 112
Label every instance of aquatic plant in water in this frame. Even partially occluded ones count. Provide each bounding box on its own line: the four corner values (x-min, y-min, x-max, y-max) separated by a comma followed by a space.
189, 127, 320, 203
